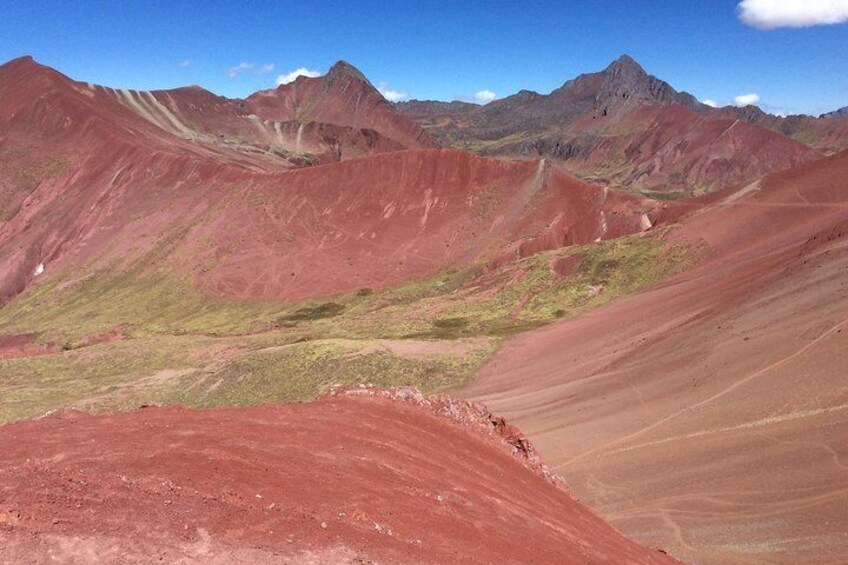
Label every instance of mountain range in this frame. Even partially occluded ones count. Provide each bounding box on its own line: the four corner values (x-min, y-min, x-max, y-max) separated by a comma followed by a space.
1, 52, 847, 564
398, 54, 848, 194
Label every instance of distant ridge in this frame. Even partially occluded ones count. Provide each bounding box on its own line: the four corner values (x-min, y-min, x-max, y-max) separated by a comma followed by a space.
397, 55, 823, 194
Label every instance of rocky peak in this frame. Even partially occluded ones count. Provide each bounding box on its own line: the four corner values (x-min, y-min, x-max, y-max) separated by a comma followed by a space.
2, 55, 50, 76
820, 106, 848, 119
0, 54, 74, 91
595, 54, 699, 116
325, 60, 374, 90
605, 54, 645, 76
513, 89, 542, 102
9, 54, 36, 65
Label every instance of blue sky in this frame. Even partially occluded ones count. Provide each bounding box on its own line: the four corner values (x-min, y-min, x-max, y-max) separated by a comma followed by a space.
2, 1, 847, 115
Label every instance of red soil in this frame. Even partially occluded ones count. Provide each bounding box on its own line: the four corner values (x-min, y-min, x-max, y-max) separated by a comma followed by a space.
462, 149, 848, 563
0, 390, 681, 564
0, 333, 60, 360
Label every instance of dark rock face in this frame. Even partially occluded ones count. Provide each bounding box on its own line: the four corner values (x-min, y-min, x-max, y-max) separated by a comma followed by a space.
323, 60, 374, 90
820, 106, 848, 119
594, 55, 701, 117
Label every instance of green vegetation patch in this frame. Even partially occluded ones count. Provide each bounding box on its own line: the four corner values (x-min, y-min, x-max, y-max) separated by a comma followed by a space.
278, 302, 346, 323
152, 338, 495, 409
0, 336, 189, 423
0, 336, 496, 423
639, 189, 687, 201
0, 226, 693, 423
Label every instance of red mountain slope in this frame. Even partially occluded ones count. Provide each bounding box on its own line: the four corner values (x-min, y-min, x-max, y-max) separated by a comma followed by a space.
462, 149, 848, 564
0, 58, 665, 305
541, 103, 822, 194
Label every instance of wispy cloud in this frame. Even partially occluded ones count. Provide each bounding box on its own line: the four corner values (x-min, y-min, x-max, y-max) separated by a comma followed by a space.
701, 99, 719, 108
734, 93, 761, 106
180, 59, 191, 68
229, 62, 276, 78
276, 67, 321, 85
738, 0, 848, 29
377, 83, 408, 102
228, 62, 254, 78
474, 89, 497, 103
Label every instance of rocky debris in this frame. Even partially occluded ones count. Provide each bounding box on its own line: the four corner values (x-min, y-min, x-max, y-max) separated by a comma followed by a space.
324, 385, 568, 491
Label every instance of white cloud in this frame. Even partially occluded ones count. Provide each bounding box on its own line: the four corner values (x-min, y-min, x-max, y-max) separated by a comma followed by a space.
228, 62, 254, 78
276, 67, 321, 85
701, 99, 718, 108
229, 62, 275, 78
377, 83, 408, 102
474, 89, 497, 103
734, 93, 761, 106
180, 59, 191, 68
738, 0, 848, 29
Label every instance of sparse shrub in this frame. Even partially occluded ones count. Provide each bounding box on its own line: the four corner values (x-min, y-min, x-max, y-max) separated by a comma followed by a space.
277, 302, 345, 323
432, 317, 469, 329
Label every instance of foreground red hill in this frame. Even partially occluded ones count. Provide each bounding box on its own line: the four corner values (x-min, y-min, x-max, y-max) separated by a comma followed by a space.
0, 390, 681, 564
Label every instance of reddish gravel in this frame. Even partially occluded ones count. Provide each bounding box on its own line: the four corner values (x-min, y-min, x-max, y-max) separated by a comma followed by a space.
0, 390, 681, 564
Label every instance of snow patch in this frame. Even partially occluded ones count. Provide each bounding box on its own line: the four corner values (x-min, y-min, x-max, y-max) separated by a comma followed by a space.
33, 263, 44, 276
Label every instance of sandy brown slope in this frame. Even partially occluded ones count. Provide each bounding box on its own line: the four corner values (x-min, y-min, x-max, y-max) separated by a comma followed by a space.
461, 150, 848, 564
0, 390, 681, 565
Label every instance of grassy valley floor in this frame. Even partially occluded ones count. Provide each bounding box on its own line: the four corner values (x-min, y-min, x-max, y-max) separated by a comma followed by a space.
0, 228, 692, 423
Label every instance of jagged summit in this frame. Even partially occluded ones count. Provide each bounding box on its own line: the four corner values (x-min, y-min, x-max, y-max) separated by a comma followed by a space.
596, 54, 699, 115
607, 54, 643, 72
820, 106, 848, 119
243, 58, 436, 148
326, 60, 370, 84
